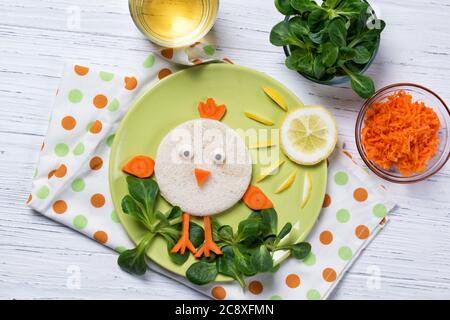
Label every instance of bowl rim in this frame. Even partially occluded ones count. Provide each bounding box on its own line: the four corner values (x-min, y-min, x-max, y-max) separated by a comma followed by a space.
355, 82, 450, 184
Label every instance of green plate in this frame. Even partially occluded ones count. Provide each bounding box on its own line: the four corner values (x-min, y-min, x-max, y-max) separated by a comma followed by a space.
109, 63, 326, 280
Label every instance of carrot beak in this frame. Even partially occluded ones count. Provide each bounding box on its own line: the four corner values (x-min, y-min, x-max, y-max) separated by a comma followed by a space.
194, 168, 211, 187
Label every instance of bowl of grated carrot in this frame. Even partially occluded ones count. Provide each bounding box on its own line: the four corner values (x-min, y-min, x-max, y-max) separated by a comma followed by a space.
356, 83, 450, 183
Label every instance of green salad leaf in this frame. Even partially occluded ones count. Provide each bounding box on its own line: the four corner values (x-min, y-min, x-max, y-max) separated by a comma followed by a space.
186, 261, 218, 285
251, 245, 274, 273
118, 233, 154, 275
291, 0, 319, 12
328, 18, 347, 47
275, 0, 296, 15
270, 21, 306, 48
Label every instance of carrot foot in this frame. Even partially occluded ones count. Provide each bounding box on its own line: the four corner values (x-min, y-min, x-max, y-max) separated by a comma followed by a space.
194, 216, 223, 258
195, 239, 222, 258
171, 236, 196, 255
171, 213, 196, 255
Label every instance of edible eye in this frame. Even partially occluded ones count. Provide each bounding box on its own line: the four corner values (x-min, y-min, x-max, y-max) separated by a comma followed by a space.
178, 144, 193, 160
213, 148, 225, 164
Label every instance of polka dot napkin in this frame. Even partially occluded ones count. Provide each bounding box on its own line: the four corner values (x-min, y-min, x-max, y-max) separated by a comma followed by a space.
28, 44, 395, 300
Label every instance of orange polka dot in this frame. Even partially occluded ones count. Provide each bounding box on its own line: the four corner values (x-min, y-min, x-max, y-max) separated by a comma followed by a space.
91, 193, 106, 208
26, 194, 32, 204
124, 76, 138, 90
41, 142, 45, 151
93, 231, 108, 244
320, 230, 333, 245
161, 48, 174, 59
89, 120, 102, 134
74, 65, 89, 76
322, 194, 331, 208
192, 58, 202, 65
322, 268, 337, 282
61, 116, 77, 130
285, 274, 301, 288
48, 170, 56, 179
54, 164, 67, 178
211, 286, 226, 300
248, 281, 263, 295
355, 225, 370, 239
53, 200, 67, 214
353, 187, 368, 202
158, 68, 172, 80
380, 218, 387, 226
89, 156, 103, 170
93, 94, 108, 109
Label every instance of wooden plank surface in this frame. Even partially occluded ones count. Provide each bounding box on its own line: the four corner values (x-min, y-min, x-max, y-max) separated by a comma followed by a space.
0, 0, 449, 299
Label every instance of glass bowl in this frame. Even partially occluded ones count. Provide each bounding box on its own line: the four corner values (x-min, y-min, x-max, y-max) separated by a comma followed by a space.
355, 83, 450, 184
283, 0, 380, 85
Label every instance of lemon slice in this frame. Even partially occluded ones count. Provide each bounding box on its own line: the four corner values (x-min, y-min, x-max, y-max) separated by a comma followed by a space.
300, 172, 312, 208
275, 171, 296, 193
281, 106, 337, 165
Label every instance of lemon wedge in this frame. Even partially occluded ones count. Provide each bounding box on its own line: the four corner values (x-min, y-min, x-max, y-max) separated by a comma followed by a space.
275, 171, 297, 193
300, 172, 312, 208
249, 140, 276, 149
244, 111, 274, 126
256, 159, 285, 182
263, 87, 288, 111
280, 106, 337, 165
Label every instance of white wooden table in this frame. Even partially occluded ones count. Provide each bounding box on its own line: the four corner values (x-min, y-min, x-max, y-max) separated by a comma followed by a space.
1, 0, 450, 300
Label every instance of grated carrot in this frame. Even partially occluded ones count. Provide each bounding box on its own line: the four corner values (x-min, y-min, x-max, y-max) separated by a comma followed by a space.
362, 90, 441, 177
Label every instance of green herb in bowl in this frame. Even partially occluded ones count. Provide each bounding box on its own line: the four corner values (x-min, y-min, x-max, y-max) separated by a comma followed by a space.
270, 0, 385, 98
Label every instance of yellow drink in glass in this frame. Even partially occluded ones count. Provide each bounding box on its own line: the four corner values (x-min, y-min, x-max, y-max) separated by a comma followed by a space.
129, 0, 219, 47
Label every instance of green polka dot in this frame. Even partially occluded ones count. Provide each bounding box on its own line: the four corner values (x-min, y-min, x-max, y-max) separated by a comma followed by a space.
54, 143, 69, 157
338, 246, 353, 261
306, 289, 321, 300
72, 142, 85, 156
68, 89, 83, 103
108, 99, 120, 112
99, 71, 114, 81
115, 246, 127, 253
143, 53, 156, 68
203, 45, 216, 56
373, 203, 387, 218
73, 215, 88, 230
106, 134, 115, 147
111, 210, 121, 223
71, 178, 85, 192
336, 209, 350, 223
270, 295, 283, 300
334, 171, 349, 185
36, 186, 50, 199
303, 252, 316, 266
